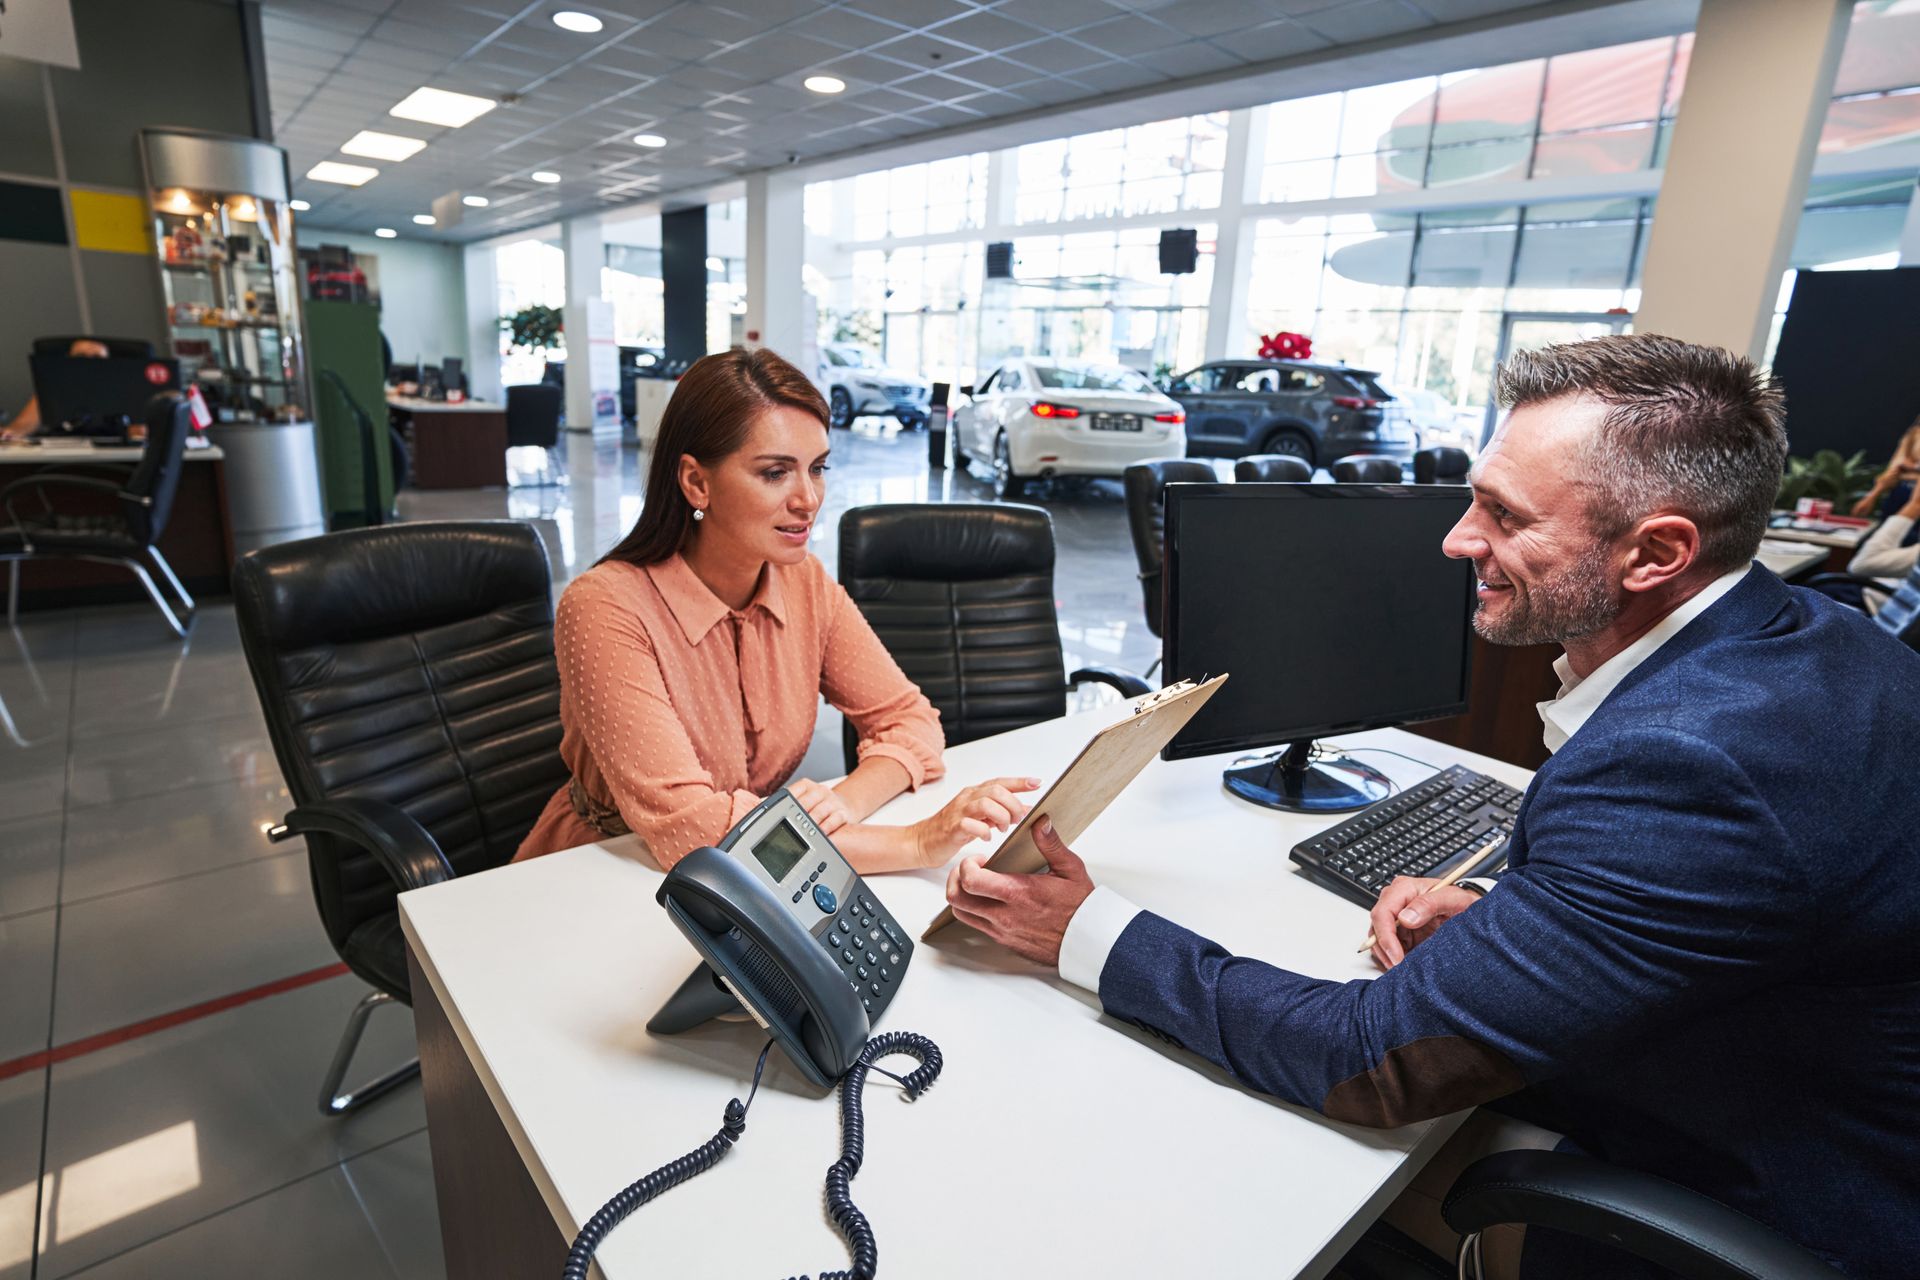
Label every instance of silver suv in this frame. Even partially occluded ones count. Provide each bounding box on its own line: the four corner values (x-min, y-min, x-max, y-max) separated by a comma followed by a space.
817, 343, 932, 430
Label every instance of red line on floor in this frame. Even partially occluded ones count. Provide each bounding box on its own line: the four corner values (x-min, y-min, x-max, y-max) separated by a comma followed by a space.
0, 961, 351, 1082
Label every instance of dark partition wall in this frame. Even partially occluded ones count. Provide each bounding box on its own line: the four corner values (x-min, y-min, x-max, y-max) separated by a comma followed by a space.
661, 205, 708, 370
1771, 267, 1920, 461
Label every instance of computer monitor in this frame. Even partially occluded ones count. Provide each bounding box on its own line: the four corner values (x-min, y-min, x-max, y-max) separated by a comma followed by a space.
1161, 483, 1474, 813
440, 356, 464, 396
28, 353, 181, 433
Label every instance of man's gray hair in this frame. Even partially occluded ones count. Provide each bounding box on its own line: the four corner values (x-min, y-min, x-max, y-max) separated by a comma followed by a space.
1495, 334, 1788, 574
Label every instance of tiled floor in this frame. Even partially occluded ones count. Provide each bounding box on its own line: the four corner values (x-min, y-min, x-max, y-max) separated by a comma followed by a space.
0, 420, 1187, 1277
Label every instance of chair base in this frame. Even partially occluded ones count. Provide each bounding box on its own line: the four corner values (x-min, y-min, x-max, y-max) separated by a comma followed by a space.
5, 545, 197, 637
319, 988, 420, 1116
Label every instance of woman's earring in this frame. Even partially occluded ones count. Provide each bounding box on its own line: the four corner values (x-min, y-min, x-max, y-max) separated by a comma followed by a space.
692, 507, 706, 522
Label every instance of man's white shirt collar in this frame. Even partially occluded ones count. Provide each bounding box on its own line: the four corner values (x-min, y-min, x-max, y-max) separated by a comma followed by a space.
1536, 564, 1752, 754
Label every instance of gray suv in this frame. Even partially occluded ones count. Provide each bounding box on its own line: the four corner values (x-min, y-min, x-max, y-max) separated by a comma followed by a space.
1163, 359, 1416, 466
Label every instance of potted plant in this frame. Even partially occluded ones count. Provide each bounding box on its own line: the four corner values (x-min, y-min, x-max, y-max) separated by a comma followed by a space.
502, 304, 563, 353
1775, 450, 1879, 510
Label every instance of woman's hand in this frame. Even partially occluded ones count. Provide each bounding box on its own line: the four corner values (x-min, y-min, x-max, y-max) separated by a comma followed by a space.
787, 777, 854, 836
911, 776, 1042, 867
1851, 490, 1882, 517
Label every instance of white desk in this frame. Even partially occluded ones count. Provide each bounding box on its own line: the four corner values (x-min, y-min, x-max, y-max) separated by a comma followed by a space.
1756, 539, 1830, 581
400, 710, 1535, 1279
0, 439, 224, 463
385, 395, 504, 413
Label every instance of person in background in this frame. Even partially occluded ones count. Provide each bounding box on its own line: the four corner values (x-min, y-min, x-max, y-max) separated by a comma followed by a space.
2, 339, 110, 439
1849, 419, 1920, 517
1846, 480, 1920, 611
515, 346, 1038, 873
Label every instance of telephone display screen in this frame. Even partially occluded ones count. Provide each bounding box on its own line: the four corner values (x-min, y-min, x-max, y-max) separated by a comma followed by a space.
752, 819, 809, 883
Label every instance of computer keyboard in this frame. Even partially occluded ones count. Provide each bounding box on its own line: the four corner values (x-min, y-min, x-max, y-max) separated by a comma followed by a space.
1288, 764, 1523, 907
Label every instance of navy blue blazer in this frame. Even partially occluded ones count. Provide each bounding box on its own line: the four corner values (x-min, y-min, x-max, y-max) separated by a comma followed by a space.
1099, 568, 1920, 1278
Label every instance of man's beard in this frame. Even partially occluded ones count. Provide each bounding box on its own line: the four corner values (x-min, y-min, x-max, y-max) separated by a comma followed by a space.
1473, 546, 1621, 646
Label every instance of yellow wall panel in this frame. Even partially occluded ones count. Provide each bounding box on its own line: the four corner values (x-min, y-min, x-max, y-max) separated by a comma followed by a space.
69, 189, 150, 254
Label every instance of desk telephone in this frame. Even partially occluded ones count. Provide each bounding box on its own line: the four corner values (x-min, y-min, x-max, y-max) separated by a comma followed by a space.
562, 790, 943, 1280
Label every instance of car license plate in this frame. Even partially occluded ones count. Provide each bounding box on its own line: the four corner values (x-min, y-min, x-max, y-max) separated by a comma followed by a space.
1091, 413, 1140, 432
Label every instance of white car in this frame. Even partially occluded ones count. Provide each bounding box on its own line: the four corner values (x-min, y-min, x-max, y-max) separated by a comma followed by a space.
954, 358, 1188, 499
817, 342, 932, 430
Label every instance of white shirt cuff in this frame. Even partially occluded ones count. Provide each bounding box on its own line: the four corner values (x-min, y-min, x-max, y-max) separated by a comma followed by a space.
1057, 885, 1143, 994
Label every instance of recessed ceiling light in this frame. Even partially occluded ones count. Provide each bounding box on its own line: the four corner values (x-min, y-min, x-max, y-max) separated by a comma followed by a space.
289, 199, 311, 211
412, 214, 436, 225
633, 133, 666, 148
341, 129, 428, 161
374, 227, 398, 238
463, 194, 490, 207
803, 75, 846, 94
552, 10, 602, 32
389, 86, 497, 129
531, 170, 561, 183
307, 160, 380, 186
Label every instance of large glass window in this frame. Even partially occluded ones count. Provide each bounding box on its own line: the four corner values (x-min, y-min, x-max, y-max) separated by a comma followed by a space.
495, 237, 564, 388
1014, 114, 1228, 225
603, 244, 662, 348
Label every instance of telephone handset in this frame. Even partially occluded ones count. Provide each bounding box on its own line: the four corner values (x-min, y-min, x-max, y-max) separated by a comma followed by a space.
564, 791, 939, 1280
648, 789, 916, 1089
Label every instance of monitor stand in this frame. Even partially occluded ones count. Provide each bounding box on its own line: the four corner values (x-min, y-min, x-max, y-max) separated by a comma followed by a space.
646, 963, 748, 1035
1223, 740, 1390, 814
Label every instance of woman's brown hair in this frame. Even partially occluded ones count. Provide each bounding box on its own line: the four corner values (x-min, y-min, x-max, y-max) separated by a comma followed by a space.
600, 347, 829, 567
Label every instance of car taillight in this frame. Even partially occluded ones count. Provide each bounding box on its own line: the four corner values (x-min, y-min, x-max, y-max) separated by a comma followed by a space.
1153, 410, 1185, 424
1332, 395, 1382, 410
1030, 401, 1080, 418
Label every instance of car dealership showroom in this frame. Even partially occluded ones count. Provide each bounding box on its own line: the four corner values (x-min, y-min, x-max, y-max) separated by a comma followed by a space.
4, 0, 1920, 1277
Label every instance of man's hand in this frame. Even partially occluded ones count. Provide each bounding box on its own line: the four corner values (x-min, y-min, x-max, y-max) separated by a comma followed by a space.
1368, 876, 1484, 971
943, 817, 1094, 966
786, 778, 853, 835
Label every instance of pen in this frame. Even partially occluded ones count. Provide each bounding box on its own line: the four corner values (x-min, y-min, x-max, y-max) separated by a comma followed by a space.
1357, 834, 1505, 953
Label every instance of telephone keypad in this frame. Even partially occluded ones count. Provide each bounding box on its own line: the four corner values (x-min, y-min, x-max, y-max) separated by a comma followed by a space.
817, 894, 912, 1021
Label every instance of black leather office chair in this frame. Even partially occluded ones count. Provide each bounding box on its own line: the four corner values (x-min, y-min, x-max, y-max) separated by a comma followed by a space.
0, 393, 196, 634
507, 383, 565, 487
1413, 446, 1471, 485
1123, 459, 1215, 643
1332, 455, 1405, 483
1804, 561, 1920, 650
1233, 454, 1313, 483
32, 335, 156, 358
1335, 1150, 1848, 1280
233, 520, 566, 1115
836, 503, 1152, 771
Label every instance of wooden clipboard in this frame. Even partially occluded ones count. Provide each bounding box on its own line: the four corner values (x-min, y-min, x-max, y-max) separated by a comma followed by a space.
923, 673, 1228, 940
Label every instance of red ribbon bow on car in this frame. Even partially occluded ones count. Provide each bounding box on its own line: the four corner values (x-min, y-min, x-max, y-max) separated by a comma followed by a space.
1258, 331, 1313, 361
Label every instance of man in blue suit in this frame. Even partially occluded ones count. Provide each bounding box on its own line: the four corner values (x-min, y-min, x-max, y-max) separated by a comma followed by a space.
946, 334, 1920, 1279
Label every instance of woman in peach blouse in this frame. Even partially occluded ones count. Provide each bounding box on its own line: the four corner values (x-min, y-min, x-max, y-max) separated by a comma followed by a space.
516, 347, 1037, 871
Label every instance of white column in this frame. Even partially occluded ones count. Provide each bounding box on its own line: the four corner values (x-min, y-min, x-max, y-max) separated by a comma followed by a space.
462, 243, 502, 403
561, 214, 605, 432
744, 169, 807, 365
1634, 0, 1852, 360
1207, 106, 1267, 362
1899, 182, 1920, 265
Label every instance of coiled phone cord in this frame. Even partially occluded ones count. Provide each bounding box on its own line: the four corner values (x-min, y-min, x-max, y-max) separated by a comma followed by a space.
561, 1030, 944, 1280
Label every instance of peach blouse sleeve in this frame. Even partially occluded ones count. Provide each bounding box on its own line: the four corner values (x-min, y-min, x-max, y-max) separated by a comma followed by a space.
553, 577, 760, 867
818, 577, 946, 789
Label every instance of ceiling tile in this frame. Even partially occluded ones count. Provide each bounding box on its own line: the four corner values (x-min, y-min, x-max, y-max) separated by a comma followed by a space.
989, 0, 1120, 31
841, 0, 977, 32
1065, 60, 1171, 93
1209, 18, 1332, 62
784, 7, 905, 51
924, 9, 1047, 54
1148, 39, 1247, 77
1072, 14, 1182, 58
1005, 36, 1112, 73
1297, 0, 1434, 42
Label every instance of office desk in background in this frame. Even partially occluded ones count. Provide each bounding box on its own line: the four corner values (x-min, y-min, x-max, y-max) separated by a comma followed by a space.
0, 440, 233, 608
400, 706, 1537, 1280
386, 395, 507, 489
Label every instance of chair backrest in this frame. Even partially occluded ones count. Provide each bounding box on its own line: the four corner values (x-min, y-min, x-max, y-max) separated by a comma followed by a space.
1123, 459, 1217, 638
1876, 560, 1920, 650
1234, 454, 1313, 484
32, 335, 155, 359
1331, 454, 1403, 483
233, 521, 566, 955
838, 503, 1067, 766
1414, 446, 1471, 485
507, 383, 563, 448
123, 394, 191, 544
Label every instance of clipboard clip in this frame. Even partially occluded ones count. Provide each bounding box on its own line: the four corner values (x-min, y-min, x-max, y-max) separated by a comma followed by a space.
1132, 675, 1207, 716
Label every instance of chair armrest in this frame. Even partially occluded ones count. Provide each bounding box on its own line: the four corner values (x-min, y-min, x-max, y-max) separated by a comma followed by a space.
1068, 666, 1154, 699
270, 798, 455, 893
1801, 572, 1895, 599
1442, 1150, 1846, 1280
1, 472, 147, 532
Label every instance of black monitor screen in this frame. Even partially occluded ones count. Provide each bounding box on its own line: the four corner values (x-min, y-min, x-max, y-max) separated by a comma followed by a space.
1162, 484, 1474, 760
28, 354, 180, 430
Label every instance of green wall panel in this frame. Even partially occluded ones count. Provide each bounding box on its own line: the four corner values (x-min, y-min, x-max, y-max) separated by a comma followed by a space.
306, 299, 394, 527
